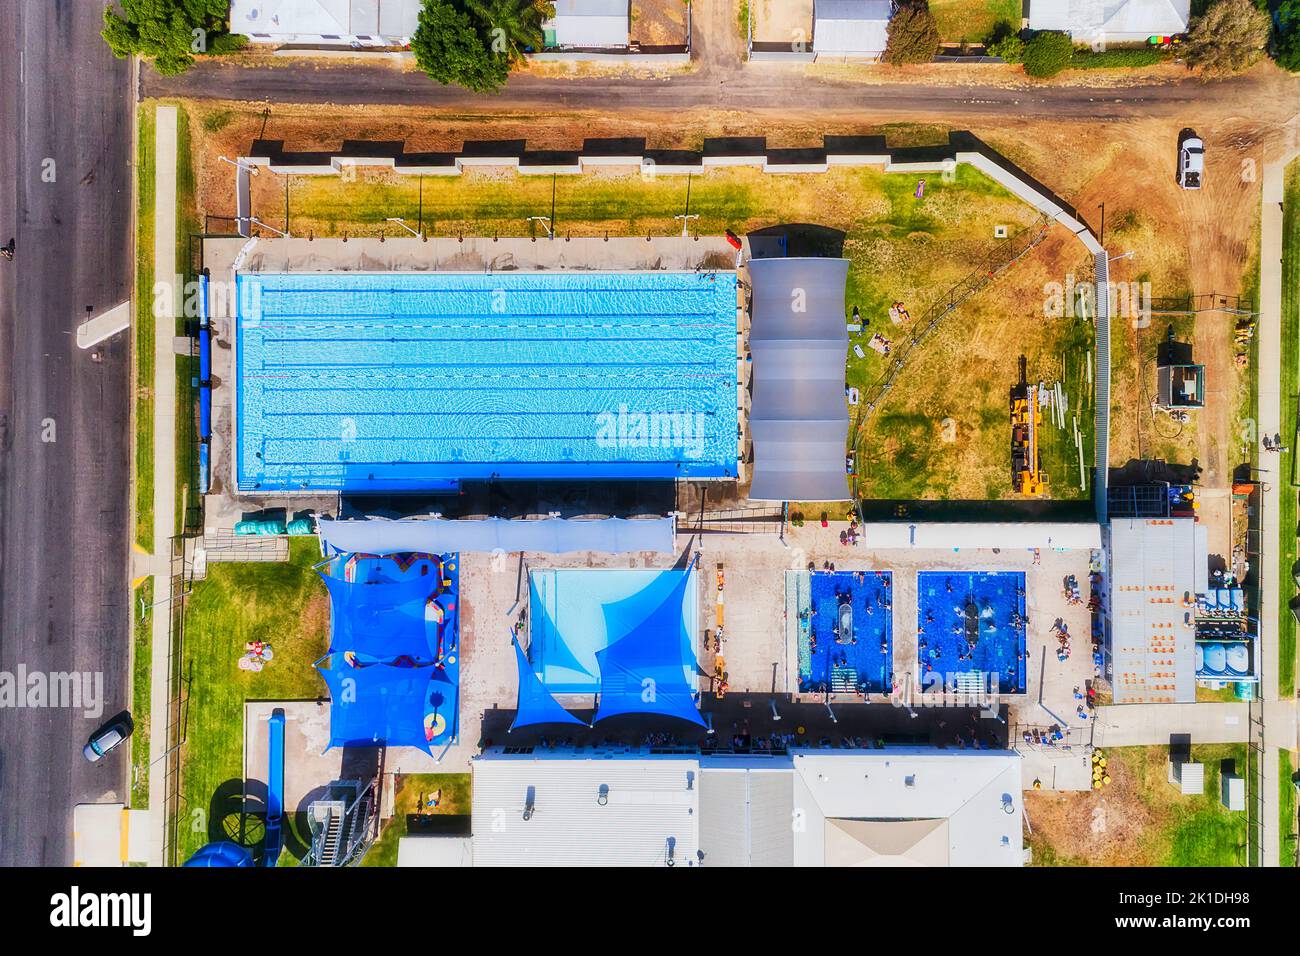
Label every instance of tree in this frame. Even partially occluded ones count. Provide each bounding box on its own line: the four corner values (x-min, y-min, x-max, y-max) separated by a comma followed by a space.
411, 0, 511, 93
1182, 0, 1271, 75
101, 0, 239, 75
1021, 30, 1074, 77
884, 2, 940, 65
1274, 0, 1300, 72
466, 0, 553, 62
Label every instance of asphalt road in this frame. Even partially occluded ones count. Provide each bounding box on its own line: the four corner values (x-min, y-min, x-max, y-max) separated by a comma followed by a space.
140, 51, 1291, 123
0, 1, 132, 865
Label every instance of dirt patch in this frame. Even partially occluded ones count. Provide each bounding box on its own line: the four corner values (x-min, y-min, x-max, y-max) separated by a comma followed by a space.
632, 0, 690, 47
751, 0, 813, 45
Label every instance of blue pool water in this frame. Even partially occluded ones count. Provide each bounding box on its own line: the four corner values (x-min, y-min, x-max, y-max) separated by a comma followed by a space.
916, 571, 1027, 694
798, 571, 893, 694
528, 568, 698, 695
234, 271, 739, 491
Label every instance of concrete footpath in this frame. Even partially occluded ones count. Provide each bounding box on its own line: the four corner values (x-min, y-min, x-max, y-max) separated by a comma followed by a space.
144, 104, 178, 867
1092, 703, 1251, 747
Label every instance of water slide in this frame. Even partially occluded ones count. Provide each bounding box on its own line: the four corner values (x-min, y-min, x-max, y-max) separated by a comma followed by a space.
264, 708, 285, 867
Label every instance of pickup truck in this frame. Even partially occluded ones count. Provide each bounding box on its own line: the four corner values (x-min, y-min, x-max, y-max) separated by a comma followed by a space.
1178, 135, 1204, 190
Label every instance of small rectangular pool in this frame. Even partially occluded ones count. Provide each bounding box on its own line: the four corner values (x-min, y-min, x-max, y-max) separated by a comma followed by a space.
796, 571, 893, 695
234, 271, 739, 491
916, 571, 1027, 694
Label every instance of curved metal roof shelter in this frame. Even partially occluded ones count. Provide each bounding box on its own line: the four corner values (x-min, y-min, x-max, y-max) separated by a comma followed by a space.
747, 257, 852, 502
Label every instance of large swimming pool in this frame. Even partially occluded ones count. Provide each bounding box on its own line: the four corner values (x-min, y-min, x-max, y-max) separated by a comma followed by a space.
234, 271, 739, 491
916, 571, 1027, 694
796, 571, 893, 695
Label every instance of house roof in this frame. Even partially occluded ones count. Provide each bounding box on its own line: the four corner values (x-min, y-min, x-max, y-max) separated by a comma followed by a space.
813, 0, 895, 55
546, 0, 630, 48
467, 749, 1024, 866
1027, 0, 1191, 39
229, 0, 421, 38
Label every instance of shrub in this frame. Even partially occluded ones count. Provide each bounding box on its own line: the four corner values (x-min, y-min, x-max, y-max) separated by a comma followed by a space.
1021, 30, 1074, 77
1182, 0, 1271, 75
884, 2, 941, 65
986, 35, 1025, 63
1070, 47, 1165, 68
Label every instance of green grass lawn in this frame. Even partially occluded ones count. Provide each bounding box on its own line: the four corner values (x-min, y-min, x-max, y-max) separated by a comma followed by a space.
131, 580, 153, 809
1281, 749, 1297, 867
284, 162, 1070, 503
175, 105, 201, 535
175, 540, 328, 863
1278, 160, 1299, 700
134, 105, 156, 552
361, 773, 471, 867
1028, 744, 1249, 866
929, 0, 1022, 42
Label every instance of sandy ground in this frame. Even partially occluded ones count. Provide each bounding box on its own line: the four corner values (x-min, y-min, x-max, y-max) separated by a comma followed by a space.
632, 0, 690, 48
751, 0, 813, 46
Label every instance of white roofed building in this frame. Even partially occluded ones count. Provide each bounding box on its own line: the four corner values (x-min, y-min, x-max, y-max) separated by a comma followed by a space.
813, 0, 897, 60
1106, 517, 1207, 703
543, 0, 631, 49
229, 0, 421, 46
1027, 0, 1191, 44
427, 747, 1024, 866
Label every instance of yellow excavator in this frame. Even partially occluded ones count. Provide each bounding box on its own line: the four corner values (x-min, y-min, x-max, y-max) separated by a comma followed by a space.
1011, 356, 1047, 496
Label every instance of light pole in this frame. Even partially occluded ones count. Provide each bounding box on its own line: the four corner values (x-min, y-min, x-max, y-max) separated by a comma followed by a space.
527, 216, 554, 239
139, 588, 191, 622
386, 217, 423, 239
675, 214, 699, 238
218, 155, 260, 175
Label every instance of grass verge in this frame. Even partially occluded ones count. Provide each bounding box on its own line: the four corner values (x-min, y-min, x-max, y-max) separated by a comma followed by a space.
1281, 749, 1297, 867
929, 0, 1021, 42
134, 105, 156, 551
1278, 160, 1299, 700
130, 579, 153, 808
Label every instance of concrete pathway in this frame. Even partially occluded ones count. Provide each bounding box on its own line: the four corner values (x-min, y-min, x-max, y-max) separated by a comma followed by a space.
1092, 703, 1251, 747
144, 104, 178, 867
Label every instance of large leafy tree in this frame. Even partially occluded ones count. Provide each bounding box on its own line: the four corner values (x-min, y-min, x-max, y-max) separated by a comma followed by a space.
101, 0, 240, 75
883, 2, 940, 65
1275, 0, 1300, 72
1182, 0, 1271, 75
466, 0, 553, 62
412, 0, 511, 92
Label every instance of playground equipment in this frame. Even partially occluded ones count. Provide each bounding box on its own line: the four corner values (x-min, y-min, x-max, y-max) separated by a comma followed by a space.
264, 708, 285, 867
305, 780, 377, 867
1010, 356, 1047, 496
183, 841, 255, 867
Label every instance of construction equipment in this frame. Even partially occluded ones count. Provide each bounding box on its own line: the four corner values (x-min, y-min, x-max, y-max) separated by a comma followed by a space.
1011, 356, 1047, 495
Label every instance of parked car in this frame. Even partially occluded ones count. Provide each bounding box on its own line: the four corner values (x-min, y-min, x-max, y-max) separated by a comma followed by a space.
1178, 133, 1204, 190
83, 714, 132, 762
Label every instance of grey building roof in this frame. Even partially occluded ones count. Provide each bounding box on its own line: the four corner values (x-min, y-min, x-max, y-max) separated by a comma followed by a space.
747, 257, 852, 502
1108, 517, 1206, 703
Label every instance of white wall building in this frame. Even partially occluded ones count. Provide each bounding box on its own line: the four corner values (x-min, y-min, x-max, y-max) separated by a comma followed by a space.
1027, 0, 1191, 45
229, 0, 421, 47
405, 747, 1024, 866
812, 0, 897, 60
544, 0, 631, 49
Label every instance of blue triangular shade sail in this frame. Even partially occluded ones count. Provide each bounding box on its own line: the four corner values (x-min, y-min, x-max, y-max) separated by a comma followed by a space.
510, 638, 587, 731
316, 654, 435, 754
593, 571, 704, 726
321, 571, 440, 662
